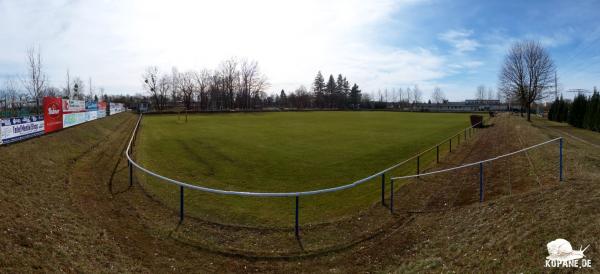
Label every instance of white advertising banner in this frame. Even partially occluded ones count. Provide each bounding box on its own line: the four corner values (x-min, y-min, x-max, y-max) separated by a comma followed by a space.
62, 99, 85, 113
109, 103, 125, 115
63, 112, 87, 128
85, 111, 98, 122
0, 115, 45, 144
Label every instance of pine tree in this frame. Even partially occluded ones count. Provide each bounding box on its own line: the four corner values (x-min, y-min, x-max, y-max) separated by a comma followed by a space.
548, 98, 558, 121
312, 71, 326, 108
583, 93, 596, 130
349, 83, 361, 109
594, 88, 600, 132
335, 74, 345, 108
558, 95, 568, 122
279, 89, 287, 108
342, 77, 350, 108
586, 91, 600, 131
569, 94, 587, 128
325, 74, 336, 108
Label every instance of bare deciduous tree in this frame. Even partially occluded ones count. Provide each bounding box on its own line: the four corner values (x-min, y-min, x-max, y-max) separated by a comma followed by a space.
171, 67, 180, 104
413, 85, 422, 103
195, 69, 211, 110
23, 47, 46, 113
499, 40, 556, 121
143, 66, 161, 110
2, 77, 19, 115
487, 87, 494, 100
179, 71, 196, 110
431, 86, 446, 104
45, 87, 60, 97
476, 85, 486, 100
220, 58, 238, 109
156, 75, 170, 110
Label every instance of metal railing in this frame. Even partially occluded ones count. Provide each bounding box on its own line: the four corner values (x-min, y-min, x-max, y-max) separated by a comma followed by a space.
388, 137, 564, 212
125, 114, 488, 237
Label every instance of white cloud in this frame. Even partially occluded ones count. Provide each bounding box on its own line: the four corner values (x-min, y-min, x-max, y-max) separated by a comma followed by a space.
0, 0, 441, 95
438, 29, 480, 53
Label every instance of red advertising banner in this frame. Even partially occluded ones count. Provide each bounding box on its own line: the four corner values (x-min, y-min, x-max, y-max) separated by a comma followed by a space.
98, 101, 107, 110
43, 97, 63, 133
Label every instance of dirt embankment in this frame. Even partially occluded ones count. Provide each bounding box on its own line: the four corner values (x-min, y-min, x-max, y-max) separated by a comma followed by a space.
0, 113, 144, 271
1, 113, 599, 273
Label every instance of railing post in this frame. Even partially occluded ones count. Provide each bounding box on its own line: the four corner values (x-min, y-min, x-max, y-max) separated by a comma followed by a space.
449, 138, 452, 152
417, 156, 420, 176
129, 162, 133, 187
479, 162, 484, 203
179, 186, 184, 223
295, 196, 300, 238
381, 173, 386, 206
436, 145, 439, 163
390, 179, 394, 213
559, 138, 563, 182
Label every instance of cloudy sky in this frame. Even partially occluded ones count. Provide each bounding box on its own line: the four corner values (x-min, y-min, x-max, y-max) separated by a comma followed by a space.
1, 0, 599, 100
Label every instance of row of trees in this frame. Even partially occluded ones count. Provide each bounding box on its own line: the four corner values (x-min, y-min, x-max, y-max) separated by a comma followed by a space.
368, 86, 425, 104
548, 90, 600, 131
475, 85, 500, 101
1, 47, 108, 117
142, 58, 269, 111
269, 72, 362, 109
310, 72, 361, 108
273, 83, 453, 109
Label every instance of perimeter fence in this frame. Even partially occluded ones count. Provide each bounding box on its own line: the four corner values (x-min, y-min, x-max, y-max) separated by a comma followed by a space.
125, 114, 563, 237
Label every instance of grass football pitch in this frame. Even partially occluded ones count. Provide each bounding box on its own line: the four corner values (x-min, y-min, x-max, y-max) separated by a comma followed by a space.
135, 111, 475, 227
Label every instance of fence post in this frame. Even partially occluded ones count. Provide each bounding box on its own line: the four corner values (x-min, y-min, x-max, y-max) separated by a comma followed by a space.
295, 196, 300, 238
129, 162, 133, 187
436, 145, 439, 163
381, 173, 386, 206
449, 138, 452, 152
464, 129, 467, 141
559, 138, 563, 182
390, 179, 394, 213
479, 162, 484, 203
179, 186, 184, 223
417, 156, 420, 176
458, 133, 461, 145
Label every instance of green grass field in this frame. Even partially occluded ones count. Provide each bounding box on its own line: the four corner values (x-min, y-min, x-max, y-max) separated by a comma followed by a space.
135, 111, 475, 227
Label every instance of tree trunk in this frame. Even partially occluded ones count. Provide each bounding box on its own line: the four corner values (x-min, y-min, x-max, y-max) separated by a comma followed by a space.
527, 104, 531, 121
520, 106, 524, 117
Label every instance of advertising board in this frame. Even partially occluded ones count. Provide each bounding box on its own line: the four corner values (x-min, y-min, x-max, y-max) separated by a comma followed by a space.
63, 99, 87, 128
63, 112, 87, 128
109, 102, 125, 115
85, 101, 98, 122
97, 101, 107, 118
43, 97, 63, 133
85, 110, 98, 122
0, 115, 45, 144
62, 99, 85, 113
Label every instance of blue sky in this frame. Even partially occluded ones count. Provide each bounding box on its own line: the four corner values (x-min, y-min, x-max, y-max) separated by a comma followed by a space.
0, 0, 599, 101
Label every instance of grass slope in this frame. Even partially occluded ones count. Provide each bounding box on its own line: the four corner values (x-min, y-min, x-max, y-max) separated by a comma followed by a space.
135, 111, 474, 226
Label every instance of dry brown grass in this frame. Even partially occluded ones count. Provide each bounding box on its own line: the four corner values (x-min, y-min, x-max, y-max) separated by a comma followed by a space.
1, 112, 598, 273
